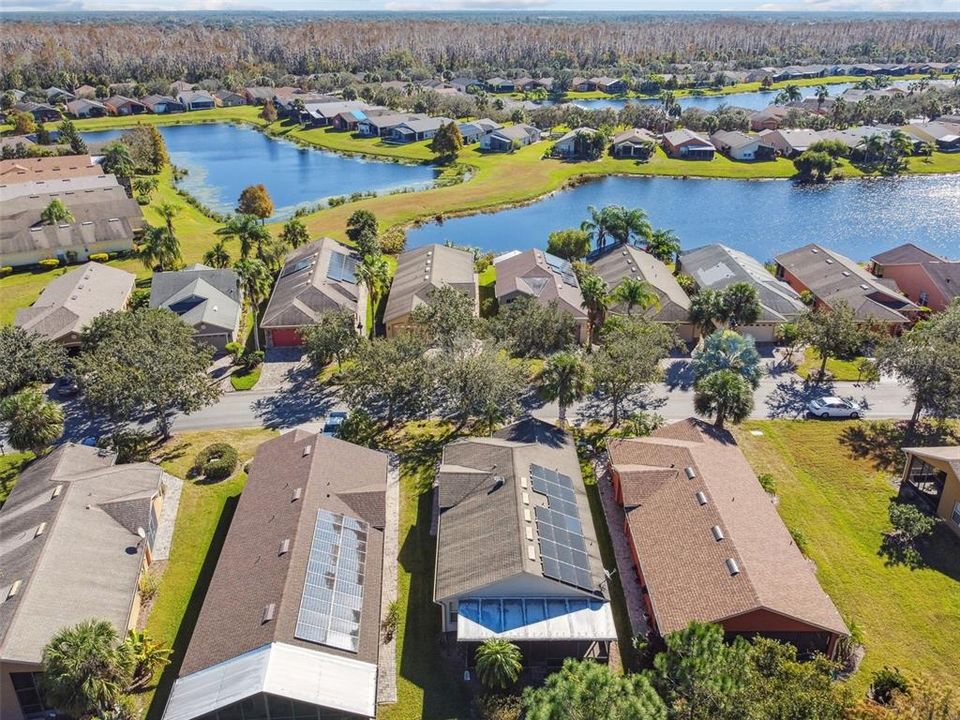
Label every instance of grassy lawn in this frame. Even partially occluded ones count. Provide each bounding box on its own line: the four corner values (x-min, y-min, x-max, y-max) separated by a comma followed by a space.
796, 348, 870, 382
0, 451, 33, 505
140, 428, 278, 720
733, 420, 960, 694
229, 366, 261, 391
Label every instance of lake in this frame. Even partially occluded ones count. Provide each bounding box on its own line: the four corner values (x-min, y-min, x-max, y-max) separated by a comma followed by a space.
569, 82, 858, 112
82, 123, 437, 220
405, 174, 960, 262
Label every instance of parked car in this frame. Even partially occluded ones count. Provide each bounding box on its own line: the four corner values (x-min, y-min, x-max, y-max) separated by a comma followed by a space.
323, 411, 348, 437
806, 396, 863, 419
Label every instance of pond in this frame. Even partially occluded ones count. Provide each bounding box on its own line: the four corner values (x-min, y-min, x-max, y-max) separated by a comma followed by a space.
82, 123, 438, 220
569, 82, 858, 112
405, 174, 960, 262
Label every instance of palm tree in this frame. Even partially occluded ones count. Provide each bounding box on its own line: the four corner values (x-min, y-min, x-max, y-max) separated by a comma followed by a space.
693, 369, 754, 430
101, 142, 135, 180
154, 201, 181, 241
40, 198, 74, 225
579, 273, 609, 350
124, 630, 170, 690
646, 228, 681, 264
536, 351, 591, 427
234, 258, 273, 352
721, 282, 761, 329
41, 619, 134, 719
202, 239, 231, 268
863, 133, 886, 163
474, 639, 522, 690
775, 83, 802, 105
581, 205, 653, 252
580, 205, 611, 251
354, 253, 391, 335
688, 288, 725, 336
815, 84, 829, 113
0, 389, 64, 455
137, 224, 181, 271
216, 213, 270, 260
612, 277, 660, 316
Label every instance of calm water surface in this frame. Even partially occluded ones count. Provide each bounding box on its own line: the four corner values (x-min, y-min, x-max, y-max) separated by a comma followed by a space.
405, 174, 960, 261
82, 123, 437, 220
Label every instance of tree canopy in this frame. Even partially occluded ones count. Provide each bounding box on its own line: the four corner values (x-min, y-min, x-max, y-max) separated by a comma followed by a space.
0, 388, 64, 455
797, 301, 870, 378
429, 120, 463, 161
546, 228, 593, 261
411, 285, 478, 353
300, 310, 361, 370
237, 183, 274, 221
693, 368, 754, 429
692, 330, 763, 388
0, 325, 67, 396
486, 297, 577, 358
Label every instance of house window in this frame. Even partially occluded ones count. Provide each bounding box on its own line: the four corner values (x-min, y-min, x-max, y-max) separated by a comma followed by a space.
953, 502, 960, 527
448, 605, 458, 624
10, 672, 51, 719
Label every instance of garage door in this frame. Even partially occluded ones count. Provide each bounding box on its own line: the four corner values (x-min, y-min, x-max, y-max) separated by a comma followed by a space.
269, 328, 303, 347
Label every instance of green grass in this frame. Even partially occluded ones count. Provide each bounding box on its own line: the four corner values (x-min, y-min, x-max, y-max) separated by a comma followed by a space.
0, 451, 33, 505
797, 348, 868, 382
229, 366, 261, 391
141, 428, 278, 719
734, 420, 960, 695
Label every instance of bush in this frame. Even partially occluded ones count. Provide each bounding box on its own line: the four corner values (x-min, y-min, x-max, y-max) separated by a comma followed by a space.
128, 287, 151, 310
98, 428, 155, 464
472, 694, 522, 720
224, 341, 245, 363
242, 349, 264, 370
37, 258, 60, 270
0, 266, 12, 278
190, 442, 239, 481
139, 568, 161, 603
378, 227, 406, 255
381, 600, 399, 642
88, 252, 109, 262
870, 667, 909, 705
789, 527, 809, 556
758, 472, 777, 494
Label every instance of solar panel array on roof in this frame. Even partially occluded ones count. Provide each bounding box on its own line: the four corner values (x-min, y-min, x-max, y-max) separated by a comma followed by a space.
530, 464, 594, 591
544, 252, 579, 287
280, 255, 315, 278
327, 252, 358, 283
294, 509, 368, 652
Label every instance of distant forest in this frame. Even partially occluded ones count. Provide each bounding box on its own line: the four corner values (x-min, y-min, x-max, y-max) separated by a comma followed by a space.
2, 13, 958, 89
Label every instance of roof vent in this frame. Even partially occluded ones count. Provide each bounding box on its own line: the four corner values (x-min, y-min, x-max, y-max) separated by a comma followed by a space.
825, 258, 834, 264
292, 487, 302, 501
684, 466, 696, 480
521, 491, 530, 505
527, 545, 536, 561
35, 522, 47, 537
51, 484, 63, 498
695, 491, 708, 506
278, 539, 290, 556
711, 525, 724, 541
860, 284, 870, 290
261, 603, 276, 623
493, 475, 506, 490
302, 445, 311, 457
7, 580, 22, 599
841, 271, 850, 277
523, 508, 532, 523
525, 526, 534, 541
811, 247, 819, 253
519, 476, 528, 489
725, 558, 740, 576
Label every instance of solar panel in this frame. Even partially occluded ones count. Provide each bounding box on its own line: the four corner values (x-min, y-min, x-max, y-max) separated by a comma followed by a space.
280, 256, 314, 278
543, 252, 579, 288
294, 510, 368, 652
530, 464, 594, 592
327, 252, 358, 283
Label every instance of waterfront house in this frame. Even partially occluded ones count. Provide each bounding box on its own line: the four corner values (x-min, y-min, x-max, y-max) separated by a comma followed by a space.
177, 90, 216, 111
485, 77, 515, 93
710, 130, 776, 161
611, 128, 657, 159
213, 90, 246, 107
0, 155, 103, 182
458, 118, 502, 144
869, 243, 959, 312
677, 244, 805, 342
389, 116, 453, 143
572, 77, 595, 92
759, 128, 820, 157
494, 249, 589, 343
11, 101, 61, 123
662, 129, 716, 160
481, 124, 541, 152
898, 446, 960, 539
44, 86, 75, 103
149, 264, 243, 351
169, 80, 195, 95
608, 419, 848, 658
161, 430, 391, 720
774, 243, 919, 325
261, 238, 366, 347
450, 77, 483, 93
434, 419, 617, 668
65, 98, 107, 119
748, 106, 791, 132
141, 94, 185, 114
901, 121, 960, 152
14, 262, 135, 347
103, 95, 146, 116
591, 77, 626, 94
300, 100, 371, 127
0, 444, 169, 720
357, 112, 429, 138
552, 127, 598, 158
384, 244, 478, 338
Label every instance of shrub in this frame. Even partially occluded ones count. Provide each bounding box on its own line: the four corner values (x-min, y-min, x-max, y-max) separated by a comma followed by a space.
190, 442, 239, 481
758, 472, 777, 494
472, 694, 522, 720
0, 266, 12, 277
88, 252, 109, 262
98, 428, 155, 464
139, 568, 161, 603
37, 258, 60, 270
870, 667, 909, 705
381, 600, 400, 642
789, 527, 809, 556
242, 349, 264, 370
224, 341, 245, 363
378, 227, 406, 255
128, 288, 151, 310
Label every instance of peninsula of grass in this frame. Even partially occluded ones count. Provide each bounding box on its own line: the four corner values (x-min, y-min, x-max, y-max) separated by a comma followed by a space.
229, 366, 261, 391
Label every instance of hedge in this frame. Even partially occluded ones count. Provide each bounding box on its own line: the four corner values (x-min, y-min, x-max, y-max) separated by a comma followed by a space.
37, 258, 60, 269
88, 252, 110, 262
190, 443, 239, 481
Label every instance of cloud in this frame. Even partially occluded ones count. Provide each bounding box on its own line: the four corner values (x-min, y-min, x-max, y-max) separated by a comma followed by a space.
385, 0, 551, 10
1, 0, 84, 9
756, 0, 951, 10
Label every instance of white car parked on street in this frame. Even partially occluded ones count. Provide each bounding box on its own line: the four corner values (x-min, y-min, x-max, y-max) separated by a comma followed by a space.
806, 396, 863, 419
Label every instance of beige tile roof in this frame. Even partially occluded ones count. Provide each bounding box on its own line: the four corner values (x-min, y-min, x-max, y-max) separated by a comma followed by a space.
0, 155, 101, 182
494, 249, 587, 321
383, 244, 477, 326
609, 419, 848, 636
590, 245, 691, 323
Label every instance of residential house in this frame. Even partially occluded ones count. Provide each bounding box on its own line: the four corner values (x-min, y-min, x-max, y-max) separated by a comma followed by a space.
773, 65, 827, 82
357, 112, 428, 138
213, 90, 246, 107
710, 130, 775, 161
244, 86, 290, 104
485, 77, 515, 93
785, 97, 837, 115
611, 128, 657, 159
389, 116, 453, 143
449, 77, 483, 93
65, 98, 107, 119
161, 430, 391, 720
662, 129, 716, 160
748, 106, 791, 132
300, 100, 371, 128
898, 446, 960, 539
169, 80, 196, 95
0, 135, 36, 155
177, 90, 216, 111
759, 128, 820, 158
589, 244, 695, 342
0, 155, 103, 182
901, 121, 960, 152
677, 244, 805, 342
149, 264, 243, 351
14, 262, 135, 347
0, 444, 170, 720
572, 77, 596, 92
1, 182, 144, 268
103, 95, 146, 116
332, 107, 389, 132
608, 419, 848, 657
44, 86, 75, 103
434, 419, 617, 666
494, 249, 589, 343
384, 244, 478, 338
532, 77, 554, 91
552, 127, 597, 158
869, 243, 959, 312
513, 77, 536, 92
74, 84, 97, 99
261, 238, 366, 347
480, 124, 540, 152
774, 243, 919, 326
0, 174, 120, 203
140, 95, 185, 114
457, 118, 502, 144
591, 77, 626, 94
11, 102, 60, 123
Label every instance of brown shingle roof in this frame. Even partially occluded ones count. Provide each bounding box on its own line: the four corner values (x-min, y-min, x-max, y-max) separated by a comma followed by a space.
383, 244, 477, 327
590, 245, 691, 323
0, 155, 101, 182
871, 243, 945, 266
609, 419, 848, 637
494, 249, 587, 322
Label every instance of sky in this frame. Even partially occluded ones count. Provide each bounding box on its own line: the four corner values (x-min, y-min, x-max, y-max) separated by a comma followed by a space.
4, 0, 958, 12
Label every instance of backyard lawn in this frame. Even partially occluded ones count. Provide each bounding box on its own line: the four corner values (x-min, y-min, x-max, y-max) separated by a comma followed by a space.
734, 420, 960, 695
